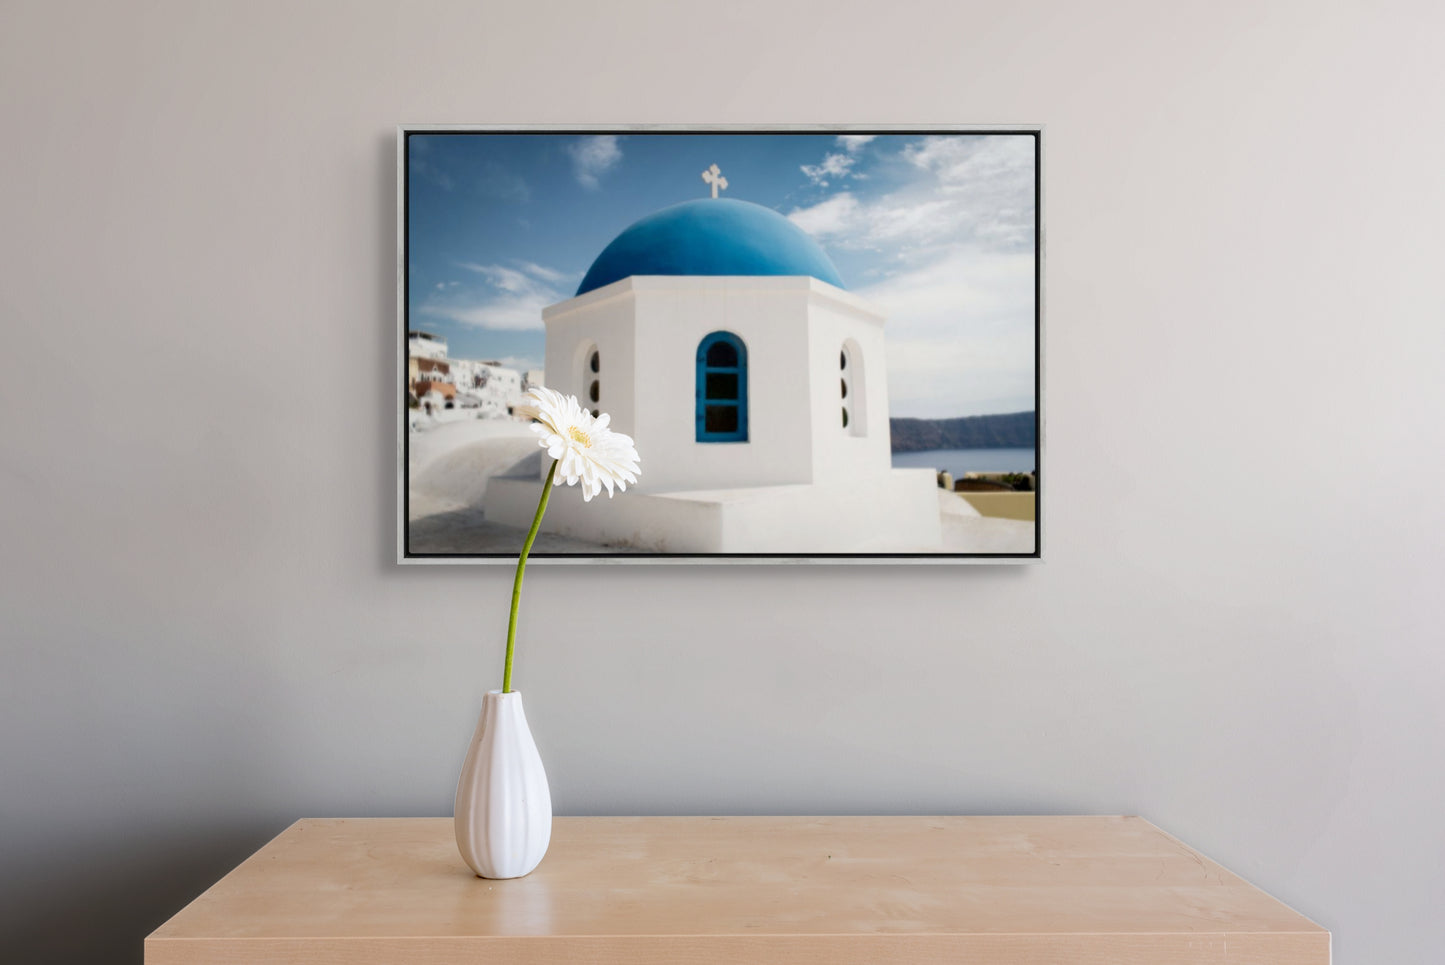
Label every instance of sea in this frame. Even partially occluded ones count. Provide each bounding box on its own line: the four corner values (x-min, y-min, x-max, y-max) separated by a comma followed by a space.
891, 447, 1037, 478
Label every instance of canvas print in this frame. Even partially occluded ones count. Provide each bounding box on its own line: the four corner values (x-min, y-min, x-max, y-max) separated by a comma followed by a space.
400, 128, 1040, 560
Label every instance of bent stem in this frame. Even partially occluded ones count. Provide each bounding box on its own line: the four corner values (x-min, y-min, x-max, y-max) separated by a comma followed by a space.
502, 459, 558, 694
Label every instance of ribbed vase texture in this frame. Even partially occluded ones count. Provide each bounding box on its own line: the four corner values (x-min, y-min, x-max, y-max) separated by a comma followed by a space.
454, 690, 551, 879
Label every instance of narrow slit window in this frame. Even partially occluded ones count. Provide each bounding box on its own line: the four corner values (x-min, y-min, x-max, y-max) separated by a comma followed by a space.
841, 341, 865, 436
578, 344, 600, 418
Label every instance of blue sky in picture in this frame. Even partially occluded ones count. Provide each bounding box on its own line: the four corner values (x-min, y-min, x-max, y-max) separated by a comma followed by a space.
407, 132, 1036, 418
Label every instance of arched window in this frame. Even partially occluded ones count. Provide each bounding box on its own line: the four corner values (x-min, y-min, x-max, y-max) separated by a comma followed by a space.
696, 331, 748, 442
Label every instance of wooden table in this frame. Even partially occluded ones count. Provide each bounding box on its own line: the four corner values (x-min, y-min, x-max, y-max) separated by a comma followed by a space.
146, 816, 1329, 964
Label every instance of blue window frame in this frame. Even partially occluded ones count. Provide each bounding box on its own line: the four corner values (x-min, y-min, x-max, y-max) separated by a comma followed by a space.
696, 331, 748, 442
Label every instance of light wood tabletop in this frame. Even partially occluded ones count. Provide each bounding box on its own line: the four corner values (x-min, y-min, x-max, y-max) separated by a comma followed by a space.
145, 815, 1329, 964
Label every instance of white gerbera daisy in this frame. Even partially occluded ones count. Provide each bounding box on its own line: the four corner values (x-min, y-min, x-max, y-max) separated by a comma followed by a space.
517, 386, 641, 501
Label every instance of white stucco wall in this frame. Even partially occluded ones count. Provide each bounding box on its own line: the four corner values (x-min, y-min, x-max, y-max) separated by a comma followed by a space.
3, 3, 1444, 964
487, 467, 940, 553
543, 285, 639, 450
549, 277, 835, 492
805, 286, 892, 483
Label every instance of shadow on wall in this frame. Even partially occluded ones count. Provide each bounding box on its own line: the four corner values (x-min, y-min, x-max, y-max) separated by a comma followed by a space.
0, 131, 411, 965
1, 824, 283, 965
378, 132, 401, 573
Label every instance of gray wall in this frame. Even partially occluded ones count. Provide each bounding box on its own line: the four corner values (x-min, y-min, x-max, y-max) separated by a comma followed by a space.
2, 1, 1442, 961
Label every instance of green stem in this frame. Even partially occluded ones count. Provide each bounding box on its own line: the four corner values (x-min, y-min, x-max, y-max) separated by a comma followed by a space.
502, 459, 557, 694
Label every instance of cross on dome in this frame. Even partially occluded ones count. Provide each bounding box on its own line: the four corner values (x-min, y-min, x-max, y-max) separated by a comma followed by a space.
701, 163, 728, 199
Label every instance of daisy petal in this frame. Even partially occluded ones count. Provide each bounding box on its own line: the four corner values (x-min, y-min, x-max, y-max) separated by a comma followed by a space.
513, 387, 642, 501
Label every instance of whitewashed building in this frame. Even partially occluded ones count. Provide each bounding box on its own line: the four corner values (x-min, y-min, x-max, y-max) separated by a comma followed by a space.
451, 359, 524, 419
408, 327, 528, 422
408, 330, 448, 361
485, 193, 941, 552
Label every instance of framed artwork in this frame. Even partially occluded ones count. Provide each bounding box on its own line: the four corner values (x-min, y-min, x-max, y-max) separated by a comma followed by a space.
398, 126, 1042, 563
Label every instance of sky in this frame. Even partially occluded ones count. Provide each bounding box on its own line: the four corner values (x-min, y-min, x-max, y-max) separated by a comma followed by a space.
407, 131, 1036, 418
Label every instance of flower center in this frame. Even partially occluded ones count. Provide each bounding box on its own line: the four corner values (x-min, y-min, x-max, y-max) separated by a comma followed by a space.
568, 426, 592, 448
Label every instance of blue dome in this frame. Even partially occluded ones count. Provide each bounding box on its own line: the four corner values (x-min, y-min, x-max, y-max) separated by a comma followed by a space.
576, 199, 845, 296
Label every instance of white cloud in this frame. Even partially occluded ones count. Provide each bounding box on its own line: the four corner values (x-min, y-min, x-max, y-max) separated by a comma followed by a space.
788, 134, 1035, 256
863, 199, 955, 246
800, 152, 855, 187
787, 192, 860, 237
799, 137, 880, 187
513, 261, 567, 284
566, 135, 622, 190
860, 247, 1034, 337
856, 246, 1036, 417
835, 134, 876, 153
458, 263, 534, 294
788, 191, 956, 250
904, 135, 1035, 209
419, 262, 571, 331
789, 136, 1037, 413
884, 335, 1036, 418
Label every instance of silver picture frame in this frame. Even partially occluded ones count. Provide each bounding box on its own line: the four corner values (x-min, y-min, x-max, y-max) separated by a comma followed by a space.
397, 125, 1044, 564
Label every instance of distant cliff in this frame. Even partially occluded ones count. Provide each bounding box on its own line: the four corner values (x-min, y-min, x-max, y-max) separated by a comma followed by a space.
889, 412, 1036, 452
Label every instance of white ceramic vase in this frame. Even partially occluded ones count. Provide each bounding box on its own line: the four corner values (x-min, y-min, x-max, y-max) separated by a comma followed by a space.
454, 690, 552, 879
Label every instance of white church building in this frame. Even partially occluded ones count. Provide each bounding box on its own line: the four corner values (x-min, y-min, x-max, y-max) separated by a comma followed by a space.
483, 187, 942, 553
